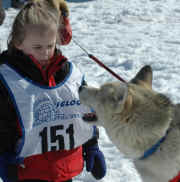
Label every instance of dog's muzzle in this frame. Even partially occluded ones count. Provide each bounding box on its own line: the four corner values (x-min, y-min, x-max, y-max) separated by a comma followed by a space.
78, 85, 98, 122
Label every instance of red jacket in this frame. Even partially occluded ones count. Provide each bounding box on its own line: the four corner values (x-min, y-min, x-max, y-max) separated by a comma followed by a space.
169, 172, 180, 182
18, 147, 83, 182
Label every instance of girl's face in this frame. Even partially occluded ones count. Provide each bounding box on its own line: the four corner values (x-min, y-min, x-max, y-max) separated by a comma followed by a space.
16, 24, 57, 67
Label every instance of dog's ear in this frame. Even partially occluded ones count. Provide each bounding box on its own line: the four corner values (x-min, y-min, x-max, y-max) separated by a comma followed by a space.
130, 65, 152, 89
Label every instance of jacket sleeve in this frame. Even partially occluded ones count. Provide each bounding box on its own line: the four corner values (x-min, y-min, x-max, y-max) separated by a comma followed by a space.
0, 80, 19, 155
0, 0, 5, 26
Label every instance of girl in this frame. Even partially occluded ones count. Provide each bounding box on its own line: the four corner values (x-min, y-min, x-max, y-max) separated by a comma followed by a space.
0, 1, 106, 182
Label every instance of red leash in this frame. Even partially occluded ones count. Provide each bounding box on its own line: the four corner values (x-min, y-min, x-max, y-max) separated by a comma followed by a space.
73, 39, 126, 83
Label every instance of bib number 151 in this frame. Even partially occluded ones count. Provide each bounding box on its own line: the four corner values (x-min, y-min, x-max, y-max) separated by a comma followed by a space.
39, 124, 74, 153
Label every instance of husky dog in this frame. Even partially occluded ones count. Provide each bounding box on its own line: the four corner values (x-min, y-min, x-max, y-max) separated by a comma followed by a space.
79, 65, 180, 182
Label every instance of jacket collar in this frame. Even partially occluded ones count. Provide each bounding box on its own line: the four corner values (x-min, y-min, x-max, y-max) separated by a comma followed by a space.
0, 49, 67, 85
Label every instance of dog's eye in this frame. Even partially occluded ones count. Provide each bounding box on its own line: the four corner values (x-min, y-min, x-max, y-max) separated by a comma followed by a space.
118, 95, 124, 101
111, 94, 123, 102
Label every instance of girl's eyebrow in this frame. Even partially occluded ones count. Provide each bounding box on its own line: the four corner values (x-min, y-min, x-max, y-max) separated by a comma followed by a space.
32, 44, 41, 47
32, 42, 55, 46
32, 43, 41, 46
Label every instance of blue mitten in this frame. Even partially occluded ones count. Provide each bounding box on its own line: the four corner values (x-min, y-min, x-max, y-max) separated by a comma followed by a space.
83, 138, 106, 180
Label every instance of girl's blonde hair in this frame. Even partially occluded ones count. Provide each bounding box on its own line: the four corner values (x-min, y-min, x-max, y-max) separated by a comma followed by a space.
8, 0, 60, 53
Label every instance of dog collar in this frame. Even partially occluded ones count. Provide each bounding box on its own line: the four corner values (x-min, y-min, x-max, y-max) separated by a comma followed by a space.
139, 130, 169, 160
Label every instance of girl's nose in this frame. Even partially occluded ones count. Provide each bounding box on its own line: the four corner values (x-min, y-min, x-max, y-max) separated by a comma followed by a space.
41, 49, 49, 59
44, 48, 49, 55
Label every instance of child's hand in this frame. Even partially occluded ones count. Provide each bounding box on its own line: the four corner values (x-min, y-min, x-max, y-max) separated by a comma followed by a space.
83, 139, 106, 180
51, 0, 72, 45
58, 16, 72, 45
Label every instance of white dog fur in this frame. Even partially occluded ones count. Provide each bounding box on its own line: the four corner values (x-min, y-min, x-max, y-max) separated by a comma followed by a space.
79, 65, 180, 182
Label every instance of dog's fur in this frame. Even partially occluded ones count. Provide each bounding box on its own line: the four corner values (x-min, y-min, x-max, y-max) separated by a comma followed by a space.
79, 65, 180, 182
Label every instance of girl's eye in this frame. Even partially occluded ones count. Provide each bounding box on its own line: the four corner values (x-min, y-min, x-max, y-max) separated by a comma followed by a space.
48, 45, 54, 49
33, 47, 42, 50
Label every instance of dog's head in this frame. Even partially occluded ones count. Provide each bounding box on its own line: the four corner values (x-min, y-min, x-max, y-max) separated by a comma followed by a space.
79, 65, 172, 129
79, 80, 128, 126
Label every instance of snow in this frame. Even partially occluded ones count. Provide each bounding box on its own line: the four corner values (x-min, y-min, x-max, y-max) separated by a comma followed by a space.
1, 0, 180, 181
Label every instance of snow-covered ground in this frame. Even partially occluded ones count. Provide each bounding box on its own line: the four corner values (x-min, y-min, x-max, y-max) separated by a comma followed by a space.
1, 0, 180, 181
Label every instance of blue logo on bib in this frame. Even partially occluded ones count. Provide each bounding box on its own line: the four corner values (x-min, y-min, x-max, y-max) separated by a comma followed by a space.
33, 97, 81, 127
